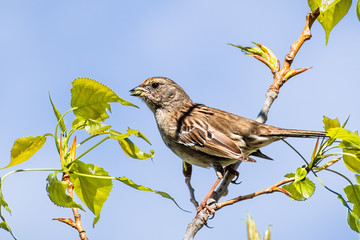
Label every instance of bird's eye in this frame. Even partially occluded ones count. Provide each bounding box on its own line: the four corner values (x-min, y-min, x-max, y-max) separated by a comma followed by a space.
151, 82, 159, 89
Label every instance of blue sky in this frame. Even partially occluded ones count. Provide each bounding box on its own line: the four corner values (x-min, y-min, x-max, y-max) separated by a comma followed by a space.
1, 1, 360, 239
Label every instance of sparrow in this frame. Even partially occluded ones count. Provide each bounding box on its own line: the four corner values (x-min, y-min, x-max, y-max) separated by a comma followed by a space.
130, 77, 325, 210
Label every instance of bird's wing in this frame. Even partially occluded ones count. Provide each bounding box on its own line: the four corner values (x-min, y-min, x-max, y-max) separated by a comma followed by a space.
177, 124, 255, 162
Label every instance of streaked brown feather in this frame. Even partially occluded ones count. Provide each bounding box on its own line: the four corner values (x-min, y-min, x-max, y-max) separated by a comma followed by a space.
177, 112, 255, 162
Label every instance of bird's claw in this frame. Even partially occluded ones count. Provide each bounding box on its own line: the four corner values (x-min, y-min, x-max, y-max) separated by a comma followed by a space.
196, 201, 215, 216
225, 166, 241, 184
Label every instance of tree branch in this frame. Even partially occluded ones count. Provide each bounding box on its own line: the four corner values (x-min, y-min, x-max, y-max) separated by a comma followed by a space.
53, 173, 88, 240
215, 177, 294, 210
257, 8, 320, 123
184, 8, 320, 240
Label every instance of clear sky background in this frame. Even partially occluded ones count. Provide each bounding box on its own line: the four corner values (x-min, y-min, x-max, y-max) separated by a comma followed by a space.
0, 1, 359, 239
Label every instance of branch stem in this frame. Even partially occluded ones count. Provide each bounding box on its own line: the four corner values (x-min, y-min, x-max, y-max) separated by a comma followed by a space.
256, 8, 320, 123
54, 173, 88, 240
1, 168, 62, 184
215, 177, 294, 210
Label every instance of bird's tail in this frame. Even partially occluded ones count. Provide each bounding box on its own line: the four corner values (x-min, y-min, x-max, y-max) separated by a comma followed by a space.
266, 128, 326, 138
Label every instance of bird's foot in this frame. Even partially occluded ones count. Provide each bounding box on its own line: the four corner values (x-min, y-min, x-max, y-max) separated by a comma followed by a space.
224, 166, 241, 184
196, 201, 215, 215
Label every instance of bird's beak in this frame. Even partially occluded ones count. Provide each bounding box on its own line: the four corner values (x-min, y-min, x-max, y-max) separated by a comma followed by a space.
130, 86, 146, 97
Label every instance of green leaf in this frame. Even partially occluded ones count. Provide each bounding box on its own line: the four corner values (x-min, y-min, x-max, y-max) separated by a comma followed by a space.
308, 0, 352, 44
49, 94, 66, 133
340, 141, 360, 173
0, 182, 15, 239
70, 161, 112, 226
71, 78, 137, 123
344, 184, 360, 232
320, 0, 343, 12
348, 210, 360, 233
263, 225, 272, 240
71, 118, 85, 130
327, 127, 360, 146
2, 135, 47, 169
295, 167, 307, 182
0, 220, 16, 239
84, 120, 111, 135
357, 0, 360, 21
0, 221, 11, 232
116, 176, 186, 211
323, 116, 340, 131
228, 42, 278, 71
110, 128, 152, 145
46, 173, 84, 210
246, 213, 261, 240
284, 173, 295, 178
118, 138, 155, 159
283, 177, 315, 201
0, 189, 10, 214
344, 185, 360, 208
294, 178, 315, 199
328, 128, 360, 173
323, 116, 341, 146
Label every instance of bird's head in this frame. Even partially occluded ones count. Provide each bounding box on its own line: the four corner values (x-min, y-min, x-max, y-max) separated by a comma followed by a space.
130, 77, 193, 113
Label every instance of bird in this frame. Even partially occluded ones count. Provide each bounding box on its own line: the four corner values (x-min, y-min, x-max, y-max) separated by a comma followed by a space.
130, 76, 326, 212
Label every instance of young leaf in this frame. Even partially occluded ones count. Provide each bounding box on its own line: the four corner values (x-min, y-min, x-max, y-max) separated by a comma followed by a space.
46, 172, 84, 210
330, 129, 360, 172
84, 120, 111, 135
327, 127, 360, 146
323, 116, 341, 146
110, 128, 152, 144
228, 42, 279, 72
0, 220, 16, 239
0, 185, 15, 238
116, 176, 185, 211
323, 116, 340, 131
340, 141, 360, 173
283, 174, 315, 201
70, 161, 112, 227
263, 225, 271, 240
49, 94, 66, 133
295, 167, 307, 182
308, 0, 352, 44
0, 221, 11, 233
344, 185, 360, 212
357, 0, 360, 21
118, 138, 155, 159
2, 135, 47, 169
71, 118, 85, 130
0, 190, 11, 214
348, 210, 360, 233
294, 178, 315, 199
0, 222, 10, 231
284, 173, 295, 178
246, 213, 261, 240
71, 78, 137, 124
344, 184, 360, 232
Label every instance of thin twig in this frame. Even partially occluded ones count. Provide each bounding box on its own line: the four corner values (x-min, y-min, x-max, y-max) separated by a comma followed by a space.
257, 8, 320, 123
183, 162, 199, 209
185, 177, 199, 209
215, 177, 294, 210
